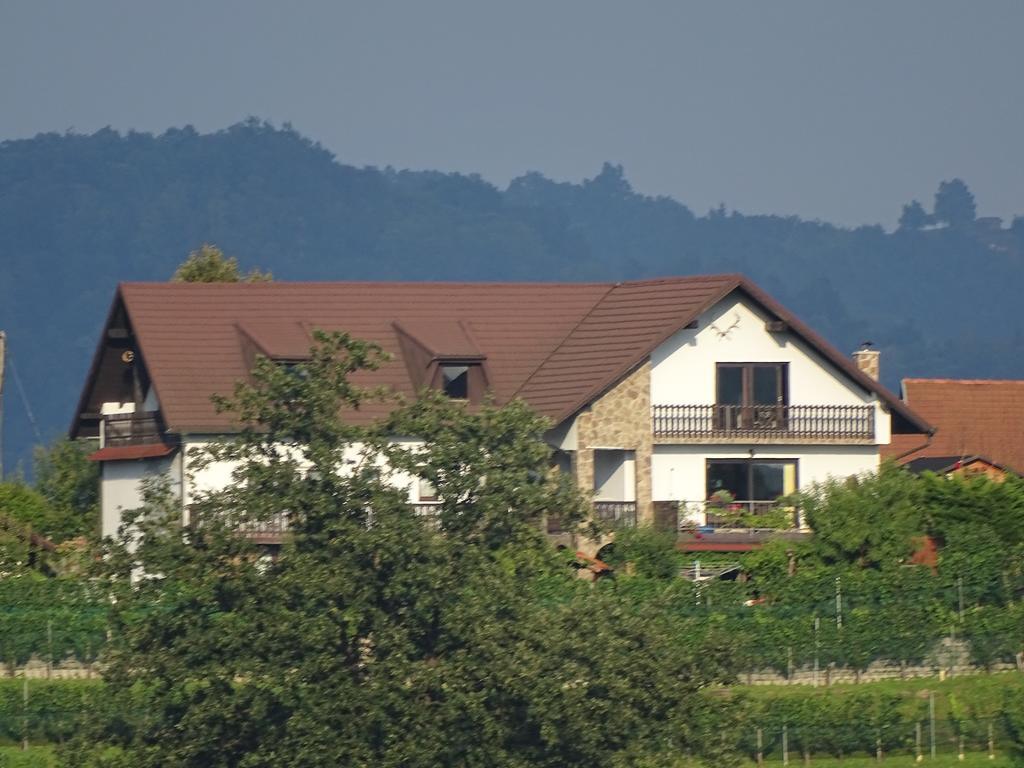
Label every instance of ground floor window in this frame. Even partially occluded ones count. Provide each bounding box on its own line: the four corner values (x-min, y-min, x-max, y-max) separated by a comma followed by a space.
706, 459, 797, 501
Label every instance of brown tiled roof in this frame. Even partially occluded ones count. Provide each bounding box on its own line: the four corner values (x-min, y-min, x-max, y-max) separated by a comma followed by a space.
74, 276, 929, 436
118, 281, 612, 432
881, 379, 1024, 473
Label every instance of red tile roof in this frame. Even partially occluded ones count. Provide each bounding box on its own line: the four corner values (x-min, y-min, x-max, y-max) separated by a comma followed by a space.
881, 378, 1024, 473
74, 276, 928, 436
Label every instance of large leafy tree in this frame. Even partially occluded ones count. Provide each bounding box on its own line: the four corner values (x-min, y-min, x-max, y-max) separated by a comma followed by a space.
933, 178, 977, 228
171, 243, 272, 283
32, 437, 100, 541
70, 332, 740, 767
801, 462, 925, 568
897, 199, 931, 231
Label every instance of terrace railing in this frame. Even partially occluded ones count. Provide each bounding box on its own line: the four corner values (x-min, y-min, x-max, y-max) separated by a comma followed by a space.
593, 501, 638, 528
652, 404, 874, 441
409, 503, 442, 530
679, 499, 800, 530
101, 412, 164, 447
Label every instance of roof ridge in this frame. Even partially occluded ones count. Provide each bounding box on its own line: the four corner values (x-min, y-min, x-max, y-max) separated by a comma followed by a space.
609, 272, 745, 288
904, 377, 1024, 386
120, 279, 617, 289
120, 274, 746, 290
510, 283, 619, 402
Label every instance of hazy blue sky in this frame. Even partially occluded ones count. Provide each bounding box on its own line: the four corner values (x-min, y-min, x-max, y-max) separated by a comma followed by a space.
2, 1, 1022, 227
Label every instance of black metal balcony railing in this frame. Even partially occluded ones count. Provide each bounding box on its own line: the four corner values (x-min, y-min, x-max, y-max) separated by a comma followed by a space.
652, 404, 874, 440
102, 412, 163, 447
593, 501, 637, 528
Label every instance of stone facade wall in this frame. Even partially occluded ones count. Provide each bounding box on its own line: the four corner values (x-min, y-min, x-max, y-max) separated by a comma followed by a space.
575, 361, 653, 523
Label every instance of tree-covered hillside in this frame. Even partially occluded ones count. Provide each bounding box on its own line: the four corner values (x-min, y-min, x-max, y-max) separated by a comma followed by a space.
1, 119, 1022, 472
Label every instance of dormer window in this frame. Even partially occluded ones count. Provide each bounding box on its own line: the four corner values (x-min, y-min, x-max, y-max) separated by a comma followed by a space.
442, 365, 469, 399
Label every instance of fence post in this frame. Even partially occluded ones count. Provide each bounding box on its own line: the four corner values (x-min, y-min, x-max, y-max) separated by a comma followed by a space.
988, 720, 995, 760
916, 721, 922, 763
783, 724, 789, 766
957, 576, 964, 621
46, 619, 53, 679
757, 727, 764, 767
22, 675, 28, 751
929, 692, 936, 760
813, 616, 820, 688
835, 576, 842, 629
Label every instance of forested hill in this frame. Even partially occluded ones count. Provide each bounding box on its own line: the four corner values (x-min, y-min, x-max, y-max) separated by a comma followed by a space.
2, 120, 1023, 471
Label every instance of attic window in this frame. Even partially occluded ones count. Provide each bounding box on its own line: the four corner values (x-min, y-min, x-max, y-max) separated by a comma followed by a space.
442, 365, 469, 399
279, 361, 310, 380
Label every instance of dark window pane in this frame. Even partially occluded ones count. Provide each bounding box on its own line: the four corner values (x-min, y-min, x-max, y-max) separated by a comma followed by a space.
707, 461, 747, 499
717, 366, 743, 405
751, 462, 787, 500
442, 365, 469, 398
753, 365, 781, 405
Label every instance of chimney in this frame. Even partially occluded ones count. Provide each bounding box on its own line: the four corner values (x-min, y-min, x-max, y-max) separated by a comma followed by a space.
852, 341, 880, 381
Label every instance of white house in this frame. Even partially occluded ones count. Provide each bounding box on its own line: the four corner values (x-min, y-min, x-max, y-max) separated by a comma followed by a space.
70, 275, 931, 548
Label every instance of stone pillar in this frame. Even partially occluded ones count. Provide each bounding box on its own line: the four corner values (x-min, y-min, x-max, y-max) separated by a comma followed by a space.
574, 361, 654, 524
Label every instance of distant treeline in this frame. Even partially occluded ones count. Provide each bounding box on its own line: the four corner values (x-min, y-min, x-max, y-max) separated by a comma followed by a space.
2, 119, 1023, 469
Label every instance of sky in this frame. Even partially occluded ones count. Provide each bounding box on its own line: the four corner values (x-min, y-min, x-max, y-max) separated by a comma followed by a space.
2, 0, 1022, 228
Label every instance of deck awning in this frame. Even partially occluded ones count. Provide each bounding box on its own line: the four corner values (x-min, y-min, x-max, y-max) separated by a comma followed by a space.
88, 443, 177, 462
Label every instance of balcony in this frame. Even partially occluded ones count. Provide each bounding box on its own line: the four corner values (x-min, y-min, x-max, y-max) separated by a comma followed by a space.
694, 500, 800, 530
652, 404, 875, 443
236, 513, 290, 545
593, 501, 637, 528
191, 503, 442, 545
409, 503, 441, 530
675, 499, 810, 550
101, 412, 164, 447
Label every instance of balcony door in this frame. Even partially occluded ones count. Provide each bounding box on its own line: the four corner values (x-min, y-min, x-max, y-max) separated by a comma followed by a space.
706, 458, 797, 507
715, 363, 788, 430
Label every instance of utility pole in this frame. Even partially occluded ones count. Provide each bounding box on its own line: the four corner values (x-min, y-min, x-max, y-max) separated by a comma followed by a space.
0, 329, 6, 480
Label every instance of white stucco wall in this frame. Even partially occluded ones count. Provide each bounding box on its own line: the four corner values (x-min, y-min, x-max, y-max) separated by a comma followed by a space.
180, 437, 425, 521
649, 295, 890, 444
100, 453, 181, 539
593, 449, 636, 501
651, 443, 879, 505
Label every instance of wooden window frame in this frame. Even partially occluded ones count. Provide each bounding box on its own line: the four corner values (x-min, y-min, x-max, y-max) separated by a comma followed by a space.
715, 362, 788, 430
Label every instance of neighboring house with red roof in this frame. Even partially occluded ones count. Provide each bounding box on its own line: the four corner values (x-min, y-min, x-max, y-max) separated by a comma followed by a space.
71, 275, 931, 542
882, 378, 1024, 478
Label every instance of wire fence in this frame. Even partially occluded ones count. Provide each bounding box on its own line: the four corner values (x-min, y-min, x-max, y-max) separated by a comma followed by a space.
0, 690, 1018, 759
0, 567, 1021, 678
739, 718, 1010, 764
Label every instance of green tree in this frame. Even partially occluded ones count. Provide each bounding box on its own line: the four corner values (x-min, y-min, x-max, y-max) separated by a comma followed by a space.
933, 178, 977, 228
170, 244, 272, 283
0, 481, 51, 539
32, 437, 99, 541
897, 199, 931, 231
801, 463, 924, 568
0, 481, 53, 573
69, 332, 739, 767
